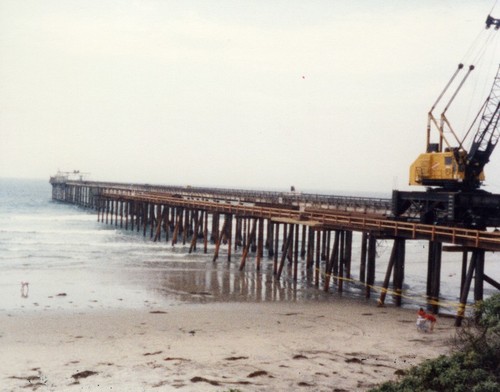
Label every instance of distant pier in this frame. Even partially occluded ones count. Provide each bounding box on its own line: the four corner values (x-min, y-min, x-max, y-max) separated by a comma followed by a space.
50, 173, 500, 325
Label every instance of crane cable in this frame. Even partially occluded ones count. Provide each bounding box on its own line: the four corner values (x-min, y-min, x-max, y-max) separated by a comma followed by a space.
460, 32, 499, 137
490, 0, 499, 15
461, 28, 488, 65
461, 17, 497, 66
456, 9, 500, 138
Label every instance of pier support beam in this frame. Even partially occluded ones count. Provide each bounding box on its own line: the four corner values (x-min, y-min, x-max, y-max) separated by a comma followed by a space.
378, 240, 397, 307
427, 241, 442, 313
277, 225, 294, 279
474, 249, 485, 303
324, 230, 340, 292
393, 238, 405, 306
293, 224, 299, 281
365, 234, 376, 299
239, 219, 257, 271
359, 232, 367, 283
456, 250, 478, 327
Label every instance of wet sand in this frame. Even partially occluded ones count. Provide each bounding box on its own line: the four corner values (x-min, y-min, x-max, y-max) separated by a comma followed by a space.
2, 300, 455, 391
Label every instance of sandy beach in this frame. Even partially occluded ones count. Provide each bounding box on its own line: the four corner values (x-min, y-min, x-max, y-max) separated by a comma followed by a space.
2, 299, 455, 391
0, 180, 465, 391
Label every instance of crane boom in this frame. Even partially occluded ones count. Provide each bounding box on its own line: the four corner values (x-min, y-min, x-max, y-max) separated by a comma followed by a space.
466, 65, 500, 187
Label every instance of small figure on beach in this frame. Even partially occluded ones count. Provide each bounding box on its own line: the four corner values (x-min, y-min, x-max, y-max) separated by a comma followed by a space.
20, 281, 29, 298
416, 309, 429, 332
416, 307, 437, 332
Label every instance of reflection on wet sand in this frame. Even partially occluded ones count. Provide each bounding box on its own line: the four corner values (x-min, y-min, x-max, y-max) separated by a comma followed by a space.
146, 256, 349, 304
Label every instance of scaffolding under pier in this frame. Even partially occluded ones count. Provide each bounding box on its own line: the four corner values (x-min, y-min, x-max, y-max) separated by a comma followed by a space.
50, 176, 500, 325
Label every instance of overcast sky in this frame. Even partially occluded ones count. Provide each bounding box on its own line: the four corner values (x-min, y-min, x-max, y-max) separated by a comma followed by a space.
1, 0, 499, 195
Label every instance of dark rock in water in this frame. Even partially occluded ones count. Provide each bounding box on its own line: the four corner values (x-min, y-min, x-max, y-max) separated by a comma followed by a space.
56, 293, 67, 297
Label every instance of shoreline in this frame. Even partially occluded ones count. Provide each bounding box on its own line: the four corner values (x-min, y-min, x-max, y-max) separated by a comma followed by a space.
2, 299, 456, 391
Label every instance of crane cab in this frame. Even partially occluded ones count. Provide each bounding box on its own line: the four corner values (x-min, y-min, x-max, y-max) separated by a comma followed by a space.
409, 146, 484, 188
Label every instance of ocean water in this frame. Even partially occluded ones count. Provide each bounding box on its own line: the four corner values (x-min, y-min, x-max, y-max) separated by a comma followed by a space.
1, 178, 498, 315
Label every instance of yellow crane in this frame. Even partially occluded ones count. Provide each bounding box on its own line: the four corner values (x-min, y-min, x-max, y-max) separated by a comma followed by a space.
393, 14, 500, 228
409, 62, 499, 190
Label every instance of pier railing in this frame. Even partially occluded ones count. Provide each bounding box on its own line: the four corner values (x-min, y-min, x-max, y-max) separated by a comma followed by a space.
102, 191, 500, 251
64, 180, 391, 213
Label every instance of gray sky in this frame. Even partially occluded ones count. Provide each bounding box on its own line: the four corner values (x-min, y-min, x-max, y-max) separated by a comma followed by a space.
1, 0, 499, 194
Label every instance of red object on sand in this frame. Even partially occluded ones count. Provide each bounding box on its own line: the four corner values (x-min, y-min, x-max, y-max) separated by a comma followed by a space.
424, 313, 436, 322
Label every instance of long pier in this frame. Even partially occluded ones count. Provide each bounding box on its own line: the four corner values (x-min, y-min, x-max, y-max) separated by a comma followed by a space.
50, 174, 500, 325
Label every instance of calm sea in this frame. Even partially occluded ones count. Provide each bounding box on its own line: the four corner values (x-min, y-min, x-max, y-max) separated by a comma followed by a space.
1, 178, 498, 315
